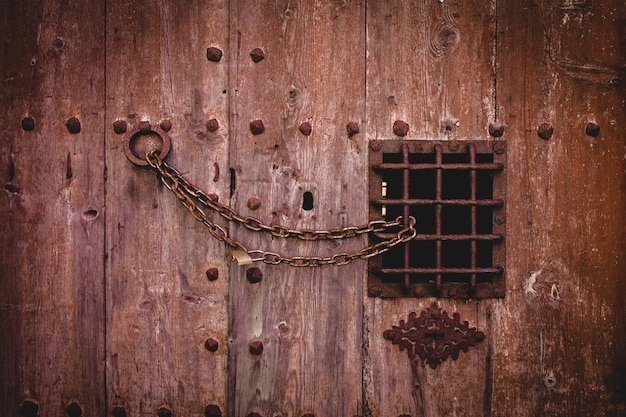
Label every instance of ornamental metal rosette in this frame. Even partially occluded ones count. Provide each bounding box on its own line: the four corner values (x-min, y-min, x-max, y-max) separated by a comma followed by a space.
383, 304, 485, 369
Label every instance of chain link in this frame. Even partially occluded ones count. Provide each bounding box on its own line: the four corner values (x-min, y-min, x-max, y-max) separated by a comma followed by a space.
145, 151, 416, 266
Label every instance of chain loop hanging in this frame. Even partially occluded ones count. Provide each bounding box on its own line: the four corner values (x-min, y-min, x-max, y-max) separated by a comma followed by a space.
145, 151, 416, 266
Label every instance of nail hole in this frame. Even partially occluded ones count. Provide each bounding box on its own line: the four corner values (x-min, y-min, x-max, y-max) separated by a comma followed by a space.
157, 408, 172, 417
302, 191, 314, 211
82, 209, 98, 220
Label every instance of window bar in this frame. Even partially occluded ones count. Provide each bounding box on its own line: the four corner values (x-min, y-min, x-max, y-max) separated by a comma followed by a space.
402, 143, 411, 292
435, 143, 443, 295
469, 143, 477, 294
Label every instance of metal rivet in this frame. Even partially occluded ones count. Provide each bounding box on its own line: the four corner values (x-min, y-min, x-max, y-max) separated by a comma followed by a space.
347, 122, 360, 137
249, 119, 265, 135
53, 37, 65, 50
206, 268, 219, 281
369, 140, 382, 152
246, 267, 263, 283
247, 197, 261, 210
250, 48, 265, 62
157, 408, 172, 417
112, 407, 127, 417
207, 193, 219, 202
369, 285, 382, 297
138, 121, 151, 133
113, 120, 128, 134
66, 402, 82, 417
66, 117, 81, 134
298, 121, 312, 136
249, 340, 264, 355
393, 119, 409, 137
20, 400, 39, 417
493, 142, 506, 155
21, 117, 35, 131
205, 405, 222, 417
206, 118, 220, 132
537, 122, 553, 140
206, 47, 223, 62
160, 120, 172, 132
204, 338, 219, 352
585, 122, 600, 137
488, 122, 504, 137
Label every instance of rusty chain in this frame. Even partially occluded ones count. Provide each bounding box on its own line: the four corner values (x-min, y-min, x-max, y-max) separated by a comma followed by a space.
145, 151, 416, 266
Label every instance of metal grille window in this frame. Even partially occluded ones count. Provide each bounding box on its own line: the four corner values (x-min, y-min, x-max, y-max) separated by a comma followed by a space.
368, 140, 506, 298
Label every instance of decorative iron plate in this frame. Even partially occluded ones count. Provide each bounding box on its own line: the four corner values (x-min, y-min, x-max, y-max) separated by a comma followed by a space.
383, 304, 485, 369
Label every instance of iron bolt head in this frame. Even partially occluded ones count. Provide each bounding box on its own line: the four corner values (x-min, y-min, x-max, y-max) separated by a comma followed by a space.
537, 122, 554, 140
585, 122, 600, 137
204, 338, 219, 352
21, 117, 35, 131
207, 193, 219, 202
160, 119, 172, 132
346, 122, 360, 137
250, 48, 265, 63
493, 142, 506, 154
249, 119, 265, 135
157, 408, 173, 417
246, 267, 263, 283
66, 402, 82, 417
393, 119, 409, 137
206, 268, 219, 281
298, 121, 312, 136
249, 340, 264, 355
113, 119, 128, 134
206, 47, 223, 62
488, 122, 504, 137
247, 197, 262, 210
20, 400, 39, 417
205, 405, 223, 417
112, 407, 127, 417
66, 117, 81, 134
206, 118, 220, 132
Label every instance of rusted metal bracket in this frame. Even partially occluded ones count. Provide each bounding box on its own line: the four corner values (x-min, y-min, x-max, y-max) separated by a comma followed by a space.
383, 304, 485, 369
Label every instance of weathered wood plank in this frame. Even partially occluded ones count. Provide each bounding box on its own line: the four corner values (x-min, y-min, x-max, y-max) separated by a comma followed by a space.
228, 0, 366, 415
0, 0, 105, 415
105, 1, 230, 415
493, 1, 626, 415
364, 2, 496, 416
366, 1, 496, 141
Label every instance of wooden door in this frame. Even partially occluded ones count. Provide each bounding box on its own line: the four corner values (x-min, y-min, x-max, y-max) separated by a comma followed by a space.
1, 1, 625, 416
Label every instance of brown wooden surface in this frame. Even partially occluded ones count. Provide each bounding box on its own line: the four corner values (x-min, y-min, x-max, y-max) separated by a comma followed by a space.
105, 0, 230, 415
364, 2, 496, 416
1, 1, 625, 416
0, 0, 106, 415
492, 1, 626, 415
227, 1, 366, 415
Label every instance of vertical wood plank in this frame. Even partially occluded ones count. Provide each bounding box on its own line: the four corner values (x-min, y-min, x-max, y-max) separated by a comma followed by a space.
228, 0, 366, 415
366, 1, 496, 141
364, 2, 496, 416
494, 0, 626, 415
0, 0, 105, 415
105, 0, 230, 415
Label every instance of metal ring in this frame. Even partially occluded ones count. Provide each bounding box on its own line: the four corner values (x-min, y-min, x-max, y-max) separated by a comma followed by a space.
123, 124, 171, 166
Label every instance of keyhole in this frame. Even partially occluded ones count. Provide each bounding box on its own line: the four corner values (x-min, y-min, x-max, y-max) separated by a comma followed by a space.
302, 191, 314, 211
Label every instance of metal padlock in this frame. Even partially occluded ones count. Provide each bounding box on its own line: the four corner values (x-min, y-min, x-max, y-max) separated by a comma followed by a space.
229, 250, 253, 265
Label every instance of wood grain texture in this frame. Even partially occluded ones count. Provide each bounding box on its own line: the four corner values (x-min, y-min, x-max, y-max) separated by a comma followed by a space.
366, 1, 496, 141
0, 0, 105, 415
105, 1, 230, 415
492, 1, 626, 415
228, 0, 366, 415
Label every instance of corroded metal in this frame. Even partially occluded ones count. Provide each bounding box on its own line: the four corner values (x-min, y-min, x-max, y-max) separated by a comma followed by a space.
383, 304, 485, 369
